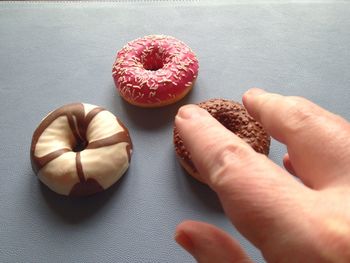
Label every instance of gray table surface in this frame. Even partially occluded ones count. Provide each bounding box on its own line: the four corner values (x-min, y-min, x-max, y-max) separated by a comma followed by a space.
1, 1, 350, 262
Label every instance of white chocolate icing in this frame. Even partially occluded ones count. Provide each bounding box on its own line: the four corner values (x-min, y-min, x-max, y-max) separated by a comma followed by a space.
80, 143, 129, 189
35, 116, 74, 157
86, 110, 124, 143
83, 103, 97, 117
38, 152, 79, 195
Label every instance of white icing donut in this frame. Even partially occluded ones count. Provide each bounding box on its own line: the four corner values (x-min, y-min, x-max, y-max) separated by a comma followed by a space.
30, 103, 132, 196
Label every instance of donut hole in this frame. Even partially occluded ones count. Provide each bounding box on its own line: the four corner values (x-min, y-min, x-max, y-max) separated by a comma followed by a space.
141, 49, 164, 71
72, 138, 88, 152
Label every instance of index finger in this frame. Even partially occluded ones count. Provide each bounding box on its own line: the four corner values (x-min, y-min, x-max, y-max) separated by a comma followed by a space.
243, 88, 350, 189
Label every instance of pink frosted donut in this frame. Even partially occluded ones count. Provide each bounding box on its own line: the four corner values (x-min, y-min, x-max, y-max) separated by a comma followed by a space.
112, 35, 199, 107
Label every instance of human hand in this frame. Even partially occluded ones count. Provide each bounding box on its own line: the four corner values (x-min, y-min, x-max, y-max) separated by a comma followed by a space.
174, 89, 350, 263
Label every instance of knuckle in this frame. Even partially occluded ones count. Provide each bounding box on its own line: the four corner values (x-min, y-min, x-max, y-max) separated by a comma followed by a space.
209, 143, 252, 188
209, 161, 235, 190
217, 143, 251, 166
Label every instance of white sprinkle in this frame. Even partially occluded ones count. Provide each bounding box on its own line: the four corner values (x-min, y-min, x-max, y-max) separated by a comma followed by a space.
185, 82, 192, 87
149, 84, 159, 90
149, 91, 156, 98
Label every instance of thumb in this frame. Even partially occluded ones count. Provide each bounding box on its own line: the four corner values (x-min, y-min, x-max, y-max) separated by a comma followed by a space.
175, 220, 253, 263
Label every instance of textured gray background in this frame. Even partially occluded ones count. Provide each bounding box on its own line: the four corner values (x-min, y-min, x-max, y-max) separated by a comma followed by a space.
1, 1, 350, 262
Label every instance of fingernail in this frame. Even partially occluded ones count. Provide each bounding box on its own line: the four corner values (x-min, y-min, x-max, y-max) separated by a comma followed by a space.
242, 88, 266, 106
177, 105, 205, 120
175, 230, 195, 253
245, 88, 266, 98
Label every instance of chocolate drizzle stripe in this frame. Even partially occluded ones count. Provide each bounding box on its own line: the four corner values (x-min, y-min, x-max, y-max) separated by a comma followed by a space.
67, 113, 83, 142
116, 117, 133, 149
30, 103, 85, 173
69, 106, 105, 183
75, 152, 85, 183
69, 178, 104, 196
84, 107, 105, 132
35, 148, 71, 171
116, 117, 133, 161
86, 131, 131, 150
126, 144, 131, 162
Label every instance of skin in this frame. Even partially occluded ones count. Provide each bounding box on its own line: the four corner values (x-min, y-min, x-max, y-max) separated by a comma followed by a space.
174, 88, 350, 263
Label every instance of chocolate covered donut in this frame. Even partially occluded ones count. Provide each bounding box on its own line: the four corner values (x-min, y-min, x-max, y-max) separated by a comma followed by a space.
30, 103, 132, 196
173, 99, 270, 179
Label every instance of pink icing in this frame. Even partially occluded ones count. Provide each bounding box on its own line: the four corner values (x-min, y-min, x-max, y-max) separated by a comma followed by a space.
112, 35, 199, 106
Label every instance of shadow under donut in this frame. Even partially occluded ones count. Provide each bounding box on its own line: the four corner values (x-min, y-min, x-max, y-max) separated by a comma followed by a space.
172, 150, 223, 214
39, 170, 128, 224
184, 171, 223, 214
111, 83, 197, 131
